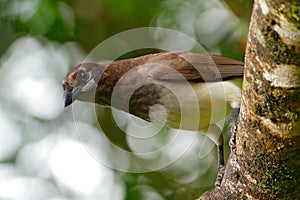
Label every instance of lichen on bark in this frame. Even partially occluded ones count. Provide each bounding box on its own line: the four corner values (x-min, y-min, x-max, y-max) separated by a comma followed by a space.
198, 0, 300, 199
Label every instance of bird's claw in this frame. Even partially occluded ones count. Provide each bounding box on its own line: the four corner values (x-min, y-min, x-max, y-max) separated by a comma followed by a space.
229, 107, 240, 155
215, 165, 226, 188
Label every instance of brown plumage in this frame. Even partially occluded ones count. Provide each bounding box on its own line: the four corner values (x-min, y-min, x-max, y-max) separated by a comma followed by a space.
62, 51, 244, 185
63, 52, 244, 129
63, 52, 244, 90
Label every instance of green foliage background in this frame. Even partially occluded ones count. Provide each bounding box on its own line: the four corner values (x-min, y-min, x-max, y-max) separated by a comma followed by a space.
0, 0, 252, 199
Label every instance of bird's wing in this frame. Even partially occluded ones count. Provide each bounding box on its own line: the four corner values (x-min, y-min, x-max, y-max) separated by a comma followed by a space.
143, 52, 244, 82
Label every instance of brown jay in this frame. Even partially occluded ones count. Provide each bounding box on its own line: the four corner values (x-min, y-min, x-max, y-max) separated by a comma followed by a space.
62, 52, 244, 186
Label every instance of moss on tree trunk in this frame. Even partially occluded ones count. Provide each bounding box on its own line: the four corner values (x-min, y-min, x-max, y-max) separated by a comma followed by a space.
199, 0, 300, 199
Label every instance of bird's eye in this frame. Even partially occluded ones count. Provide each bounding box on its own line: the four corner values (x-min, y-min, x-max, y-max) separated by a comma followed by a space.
78, 70, 90, 82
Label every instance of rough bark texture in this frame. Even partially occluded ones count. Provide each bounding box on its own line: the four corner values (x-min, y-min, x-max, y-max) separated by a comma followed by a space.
199, 0, 300, 199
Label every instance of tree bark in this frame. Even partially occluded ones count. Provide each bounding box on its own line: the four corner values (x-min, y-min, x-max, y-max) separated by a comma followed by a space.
199, 0, 300, 199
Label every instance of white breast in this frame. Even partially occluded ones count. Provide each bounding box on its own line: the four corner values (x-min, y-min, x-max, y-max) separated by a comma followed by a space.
148, 78, 242, 132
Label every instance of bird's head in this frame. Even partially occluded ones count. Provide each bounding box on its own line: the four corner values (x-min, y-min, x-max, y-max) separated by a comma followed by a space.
62, 62, 104, 107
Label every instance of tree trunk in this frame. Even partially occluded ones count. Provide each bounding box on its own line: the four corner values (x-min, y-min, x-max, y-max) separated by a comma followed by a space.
199, 0, 300, 199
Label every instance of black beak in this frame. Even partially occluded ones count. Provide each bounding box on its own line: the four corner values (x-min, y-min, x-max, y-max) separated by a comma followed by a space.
63, 87, 81, 107
63, 89, 73, 107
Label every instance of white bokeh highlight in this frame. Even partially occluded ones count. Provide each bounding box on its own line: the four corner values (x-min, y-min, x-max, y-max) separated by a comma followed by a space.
0, 37, 83, 120
49, 139, 125, 199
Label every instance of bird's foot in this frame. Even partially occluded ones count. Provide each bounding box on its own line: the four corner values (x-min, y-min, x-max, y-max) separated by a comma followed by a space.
215, 143, 225, 188
229, 107, 240, 155
229, 133, 236, 155
215, 165, 226, 188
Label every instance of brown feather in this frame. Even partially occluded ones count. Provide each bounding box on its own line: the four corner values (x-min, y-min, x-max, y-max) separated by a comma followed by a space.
141, 52, 244, 82
63, 52, 244, 90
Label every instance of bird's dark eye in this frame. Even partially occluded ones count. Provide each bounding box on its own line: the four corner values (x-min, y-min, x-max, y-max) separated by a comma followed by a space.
78, 70, 90, 82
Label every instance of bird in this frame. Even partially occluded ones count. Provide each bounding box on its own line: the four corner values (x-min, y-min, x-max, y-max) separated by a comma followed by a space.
62, 51, 244, 186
